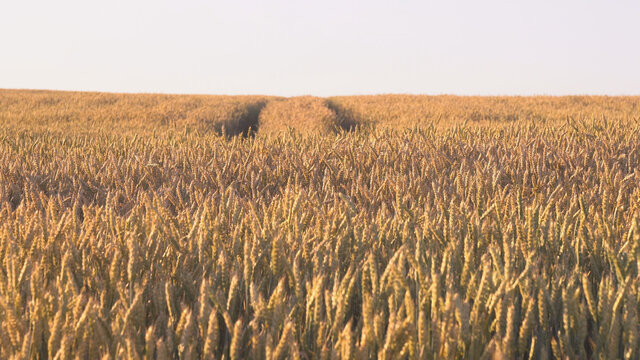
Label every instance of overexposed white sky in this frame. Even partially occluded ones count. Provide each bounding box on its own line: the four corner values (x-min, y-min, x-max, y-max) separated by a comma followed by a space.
1, 0, 639, 96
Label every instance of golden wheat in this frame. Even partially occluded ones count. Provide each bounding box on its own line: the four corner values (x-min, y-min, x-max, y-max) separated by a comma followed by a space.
0, 90, 640, 358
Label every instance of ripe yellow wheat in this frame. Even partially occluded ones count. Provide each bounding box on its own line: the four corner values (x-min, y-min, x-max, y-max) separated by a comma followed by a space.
1, 90, 640, 359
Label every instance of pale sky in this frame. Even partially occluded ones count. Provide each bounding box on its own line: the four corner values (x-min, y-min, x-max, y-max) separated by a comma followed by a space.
1, 0, 639, 96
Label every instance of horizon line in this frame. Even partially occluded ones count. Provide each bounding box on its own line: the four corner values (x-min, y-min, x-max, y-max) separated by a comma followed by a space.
2, 87, 640, 98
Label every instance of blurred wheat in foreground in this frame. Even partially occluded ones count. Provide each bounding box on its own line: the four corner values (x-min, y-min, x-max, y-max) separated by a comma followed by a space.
1, 90, 640, 359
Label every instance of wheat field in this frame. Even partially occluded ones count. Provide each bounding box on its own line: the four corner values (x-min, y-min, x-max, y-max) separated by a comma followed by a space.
1, 89, 640, 359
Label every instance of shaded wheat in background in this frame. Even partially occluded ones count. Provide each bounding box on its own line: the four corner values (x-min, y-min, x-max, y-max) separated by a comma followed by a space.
328, 95, 640, 129
1, 90, 640, 359
0, 90, 274, 136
